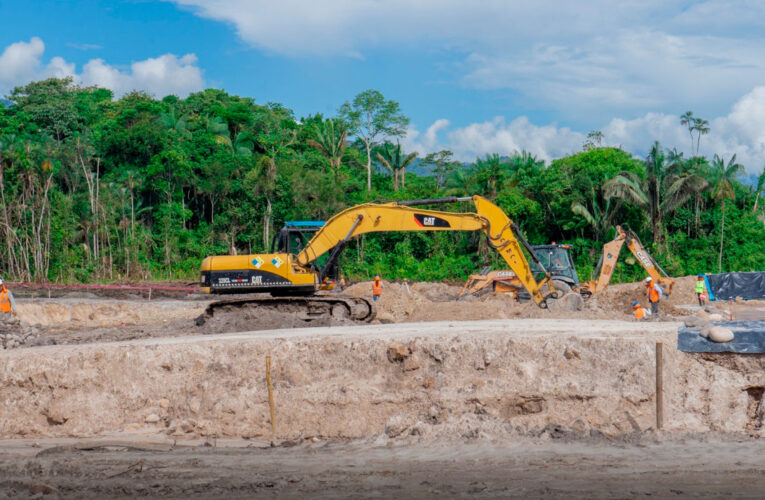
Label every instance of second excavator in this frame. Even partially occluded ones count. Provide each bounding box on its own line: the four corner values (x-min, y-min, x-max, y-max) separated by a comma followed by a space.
197, 195, 564, 325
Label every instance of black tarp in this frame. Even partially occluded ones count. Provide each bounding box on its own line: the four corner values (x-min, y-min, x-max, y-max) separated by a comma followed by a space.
706, 271, 765, 301
678, 320, 765, 353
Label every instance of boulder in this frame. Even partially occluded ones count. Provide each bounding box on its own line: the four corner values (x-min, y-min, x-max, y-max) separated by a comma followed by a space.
708, 326, 734, 343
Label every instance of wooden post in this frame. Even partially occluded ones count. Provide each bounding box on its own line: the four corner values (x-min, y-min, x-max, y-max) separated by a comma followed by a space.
266, 355, 276, 445
655, 342, 663, 430
148, 288, 152, 301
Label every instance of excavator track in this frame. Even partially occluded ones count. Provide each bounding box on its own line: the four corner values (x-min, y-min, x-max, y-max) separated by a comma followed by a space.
195, 294, 376, 327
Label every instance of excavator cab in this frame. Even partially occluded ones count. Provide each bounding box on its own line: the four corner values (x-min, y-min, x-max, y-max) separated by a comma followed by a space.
271, 221, 326, 254
530, 244, 580, 288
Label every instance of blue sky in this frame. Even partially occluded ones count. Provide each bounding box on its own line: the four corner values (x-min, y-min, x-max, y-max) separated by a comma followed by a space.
2, 1, 765, 172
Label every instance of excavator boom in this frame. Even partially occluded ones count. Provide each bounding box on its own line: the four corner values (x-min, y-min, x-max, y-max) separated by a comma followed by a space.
293, 195, 553, 305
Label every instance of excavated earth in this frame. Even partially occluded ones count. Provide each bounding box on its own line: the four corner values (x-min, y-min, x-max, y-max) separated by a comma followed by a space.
1, 277, 764, 497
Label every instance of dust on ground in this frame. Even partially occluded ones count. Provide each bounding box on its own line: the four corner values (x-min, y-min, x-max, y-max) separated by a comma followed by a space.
0, 433, 763, 498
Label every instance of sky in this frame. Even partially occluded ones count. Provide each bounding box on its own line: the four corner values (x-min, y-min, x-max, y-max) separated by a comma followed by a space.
2, 0, 765, 173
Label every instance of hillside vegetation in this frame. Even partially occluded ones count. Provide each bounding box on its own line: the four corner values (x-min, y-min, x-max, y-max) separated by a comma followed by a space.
1, 79, 763, 284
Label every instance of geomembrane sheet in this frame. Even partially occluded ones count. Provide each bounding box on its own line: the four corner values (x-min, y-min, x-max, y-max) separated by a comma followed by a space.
705, 272, 765, 301
678, 320, 765, 353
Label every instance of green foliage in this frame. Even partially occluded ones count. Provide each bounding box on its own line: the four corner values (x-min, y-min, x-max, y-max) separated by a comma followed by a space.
0, 80, 763, 286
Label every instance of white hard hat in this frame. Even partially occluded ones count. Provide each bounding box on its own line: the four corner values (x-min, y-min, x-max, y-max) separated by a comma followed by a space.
644, 277, 653, 282
0, 278, 4, 285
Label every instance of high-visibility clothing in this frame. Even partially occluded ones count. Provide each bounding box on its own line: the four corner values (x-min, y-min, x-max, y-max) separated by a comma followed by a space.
695, 280, 705, 294
647, 283, 660, 303
0, 289, 11, 313
372, 279, 382, 296
633, 307, 646, 320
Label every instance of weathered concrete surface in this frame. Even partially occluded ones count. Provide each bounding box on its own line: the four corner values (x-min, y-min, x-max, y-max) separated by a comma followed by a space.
1, 319, 763, 440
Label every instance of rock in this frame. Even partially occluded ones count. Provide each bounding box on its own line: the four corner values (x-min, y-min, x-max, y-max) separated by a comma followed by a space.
696, 309, 711, 320
708, 313, 724, 321
563, 347, 581, 360
144, 413, 160, 423
684, 316, 710, 328
402, 355, 420, 371
159, 399, 170, 409
549, 292, 584, 312
708, 326, 734, 343
700, 324, 711, 338
387, 342, 410, 362
423, 376, 435, 389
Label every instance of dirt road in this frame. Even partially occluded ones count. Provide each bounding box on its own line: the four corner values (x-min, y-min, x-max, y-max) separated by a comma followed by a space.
1, 434, 763, 498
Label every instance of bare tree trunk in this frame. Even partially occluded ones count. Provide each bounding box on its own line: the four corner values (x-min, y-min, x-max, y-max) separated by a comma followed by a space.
364, 140, 372, 192
718, 199, 725, 273
262, 197, 272, 251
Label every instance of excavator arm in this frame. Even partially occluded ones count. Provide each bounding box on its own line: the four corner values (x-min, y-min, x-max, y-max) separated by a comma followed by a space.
296, 195, 556, 306
585, 225, 674, 294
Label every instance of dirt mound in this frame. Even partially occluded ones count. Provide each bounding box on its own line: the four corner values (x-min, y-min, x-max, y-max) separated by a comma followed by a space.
0, 315, 52, 349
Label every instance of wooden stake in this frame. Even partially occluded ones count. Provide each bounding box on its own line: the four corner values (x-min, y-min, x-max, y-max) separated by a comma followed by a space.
266, 355, 276, 445
148, 288, 152, 301
655, 342, 663, 430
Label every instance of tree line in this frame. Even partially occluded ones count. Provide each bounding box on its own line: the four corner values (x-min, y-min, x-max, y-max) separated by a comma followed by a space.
0, 78, 764, 284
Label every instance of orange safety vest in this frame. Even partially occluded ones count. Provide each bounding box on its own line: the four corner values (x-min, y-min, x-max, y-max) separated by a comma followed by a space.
372, 279, 382, 296
0, 289, 11, 313
647, 284, 660, 303
633, 307, 645, 320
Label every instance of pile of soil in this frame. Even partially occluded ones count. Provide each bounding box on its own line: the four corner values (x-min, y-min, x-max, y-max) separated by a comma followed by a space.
0, 315, 52, 349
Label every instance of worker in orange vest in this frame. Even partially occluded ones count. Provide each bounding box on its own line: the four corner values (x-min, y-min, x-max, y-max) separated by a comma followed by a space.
372, 275, 383, 301
0, 278, 17, 317
632, 301, 650, 320
645, 277, 664, 317
339, 274, 346, 291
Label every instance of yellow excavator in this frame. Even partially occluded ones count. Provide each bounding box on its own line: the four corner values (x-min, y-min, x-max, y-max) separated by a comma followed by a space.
458, 225, 674, 299
197, 195, 563, 325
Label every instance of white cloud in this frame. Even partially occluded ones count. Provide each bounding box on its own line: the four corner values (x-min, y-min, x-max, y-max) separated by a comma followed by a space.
169, 1, 765, 119
0, 37, 46, 84
0, 38, 204, 97
406, 86, 765, 174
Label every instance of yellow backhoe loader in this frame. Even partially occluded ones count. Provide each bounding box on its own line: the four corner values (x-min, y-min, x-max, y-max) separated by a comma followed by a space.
582, 225, 674, 295
197, 195, 563, 324
458, 225, 674, 300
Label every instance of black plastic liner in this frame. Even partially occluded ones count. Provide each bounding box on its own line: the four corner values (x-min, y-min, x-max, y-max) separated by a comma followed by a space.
678, 320, 765, 353
706, 271, 765, 301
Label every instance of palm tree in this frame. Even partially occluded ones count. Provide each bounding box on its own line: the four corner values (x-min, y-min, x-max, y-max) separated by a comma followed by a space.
207, 116, 254, 156
307, 119, 348, 179
472, 154, 506, 199
752, 165, 765, 214
605, 141, 708, 244
375, 141, 417, 191
710, 154, 744, 272
692, 118, 710, 155
680, 111, 695, 153
571, 194, 620, 242
158, 108, 192, 141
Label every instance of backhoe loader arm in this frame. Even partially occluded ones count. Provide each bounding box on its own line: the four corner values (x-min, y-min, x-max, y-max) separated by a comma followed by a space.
586, 226, 628, 293
586, 225, 674, 295
623, 228, 675, 294
295, 195, 554, 306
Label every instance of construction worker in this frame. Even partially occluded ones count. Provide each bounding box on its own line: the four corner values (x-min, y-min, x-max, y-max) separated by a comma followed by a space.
339, 275, 346, 291
695, 274, 707, 306
632, 301, 650, 320
645, 277, 664, 317
0, 278, 17, 317
372, 275, 383, 301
